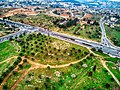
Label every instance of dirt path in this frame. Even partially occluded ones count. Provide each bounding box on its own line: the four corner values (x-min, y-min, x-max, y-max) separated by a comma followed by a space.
49, 54, 90, 68
10, 67, 32, 90
10, 49, 120, 89
100, 60, 120, 86
10, 63, 50, 90
89, 49, 120, 87
3, 48, 120, 90
27, 53, 90, 69
0, 56, 17, 64
0, 60, 23, 90
10, 54, 90, 90
11, 49, 120, 90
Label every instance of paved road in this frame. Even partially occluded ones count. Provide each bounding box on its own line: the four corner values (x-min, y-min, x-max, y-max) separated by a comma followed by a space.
100, 16, 113, 47
0, 29, 27, 42
0, 19, 120, 58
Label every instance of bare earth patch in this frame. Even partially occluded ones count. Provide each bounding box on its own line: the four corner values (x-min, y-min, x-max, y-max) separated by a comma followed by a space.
52, 41, 71, 50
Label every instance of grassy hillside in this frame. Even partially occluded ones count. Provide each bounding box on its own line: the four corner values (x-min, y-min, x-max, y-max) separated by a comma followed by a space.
0, 33, 119, 90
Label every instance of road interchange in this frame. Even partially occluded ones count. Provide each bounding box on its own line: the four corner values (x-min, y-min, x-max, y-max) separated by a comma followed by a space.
0, 19, 120, 58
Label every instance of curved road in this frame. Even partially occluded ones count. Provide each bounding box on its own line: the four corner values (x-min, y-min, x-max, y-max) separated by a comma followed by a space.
100, 16, 120, 49
100, 16, 114, 47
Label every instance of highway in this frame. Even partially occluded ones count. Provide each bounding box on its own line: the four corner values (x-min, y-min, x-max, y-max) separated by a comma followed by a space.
0, 19, 120, 58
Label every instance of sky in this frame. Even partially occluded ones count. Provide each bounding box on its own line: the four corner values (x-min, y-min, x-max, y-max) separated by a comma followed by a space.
5, 0, 120, 2
76, 0, 120, 2
111, 0, 120, 1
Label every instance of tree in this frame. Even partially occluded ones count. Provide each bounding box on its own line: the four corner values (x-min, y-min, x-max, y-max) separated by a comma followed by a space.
34, 41, 38, 44
47, 66, 51, 70
17, 57, 22, 61
98, 49, 103, 53
35, 87, 39, 90
105, 83, 110, 89
110, 77, 114, 81
46, 77, 50, 82
12, 71, 18, 75
0, 77, 3, 84
79, 61, 83, 65
18, 64, 23, 69
91, 48, 96, 51
93, 65, 97, 72
88, 71, 93, 77
14, 60, 19, 65
31, 58, 35, 61
93, 20, 99, 26
78, 49, 81, 53
15, 57, 22, 64
31, 52, 35, 56
90, 53, 94, 57
36, 45, 39, 48
58, 79, 64, 86
9, 65, 14, 71
19, 52, 24, 56
84, 52, 89, 55
44, 82, 49, 90
70, 63, 73, 66
3, 84, 8, 90
9, 37, 14, 41
39, 43, 42, 45
56, 58, 59, 61
52, 86, 56, 90
25, 80, 30, 85
23, 59, 27, 63
76, 55, 80, 59
38, 74, 42, 79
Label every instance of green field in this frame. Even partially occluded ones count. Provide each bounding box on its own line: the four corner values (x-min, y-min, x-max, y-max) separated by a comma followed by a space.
0, 41, 18, 62
106, 62, 120, 81
93, 50, 120, 63
0, 32, 119, 90
105, 25, 120, 47
14, 56, 118, 90
4, 62, 31, 89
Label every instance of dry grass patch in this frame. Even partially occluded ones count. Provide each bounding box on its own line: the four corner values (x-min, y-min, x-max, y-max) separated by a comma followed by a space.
52, 40, 71, 50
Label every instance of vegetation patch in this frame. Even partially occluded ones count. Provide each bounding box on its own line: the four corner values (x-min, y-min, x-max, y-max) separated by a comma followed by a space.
0, 23, 19, 37
105, 25, 120, 47
17, 33, 89, 65
10, 13, 101, 42
0, 41, 18, 62
0, 32, 119, 90
15, 56, 119, 90
106, 62, 120, 81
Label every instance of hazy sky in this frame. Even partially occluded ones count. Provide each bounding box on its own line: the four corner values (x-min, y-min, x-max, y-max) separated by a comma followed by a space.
76, 0, 120, 1
111, 0, 120, 1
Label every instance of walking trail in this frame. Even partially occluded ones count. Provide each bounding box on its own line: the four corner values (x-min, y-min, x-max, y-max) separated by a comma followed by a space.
10, 53, 90, 90
100, 60, 120, 86
0, 56, 17, 64
2, 49, 120, 90
89, 49, 120, 87
0, 60, 23, 90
